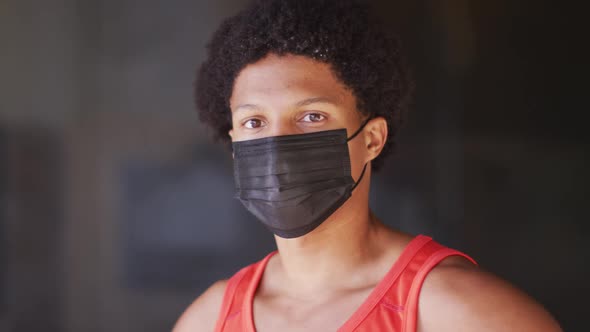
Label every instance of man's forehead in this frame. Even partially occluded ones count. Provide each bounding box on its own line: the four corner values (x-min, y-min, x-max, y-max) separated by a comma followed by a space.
234, 54, 343, 87
230, 54, 353, 108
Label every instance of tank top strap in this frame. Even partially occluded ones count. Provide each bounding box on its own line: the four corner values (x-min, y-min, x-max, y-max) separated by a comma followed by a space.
242, 251, 277, 329
213, 265, 251, 332
339, 235, 477, 331
338, 234, 433, 331
213, 251, 277, 332
401, 239, 477, 331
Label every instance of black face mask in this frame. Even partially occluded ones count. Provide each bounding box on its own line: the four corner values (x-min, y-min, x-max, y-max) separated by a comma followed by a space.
232, 120, 370, 239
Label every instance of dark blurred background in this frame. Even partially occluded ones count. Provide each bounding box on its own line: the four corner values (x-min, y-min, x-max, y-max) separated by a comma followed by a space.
0, 0, 587, 331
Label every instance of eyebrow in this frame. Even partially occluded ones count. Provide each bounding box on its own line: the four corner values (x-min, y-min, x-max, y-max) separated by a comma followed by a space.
233, 96, 336, 113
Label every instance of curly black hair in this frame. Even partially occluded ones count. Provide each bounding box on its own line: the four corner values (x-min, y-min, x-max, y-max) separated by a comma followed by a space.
195, 0, 413, 171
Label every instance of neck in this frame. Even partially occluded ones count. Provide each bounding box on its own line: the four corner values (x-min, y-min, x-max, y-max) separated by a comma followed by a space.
272, 187, 386, 296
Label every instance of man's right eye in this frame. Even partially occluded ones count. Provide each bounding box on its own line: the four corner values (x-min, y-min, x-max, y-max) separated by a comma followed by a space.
244, 118, 264, 129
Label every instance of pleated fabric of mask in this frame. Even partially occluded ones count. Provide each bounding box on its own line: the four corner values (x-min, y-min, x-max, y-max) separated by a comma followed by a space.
233, 127, 366, 238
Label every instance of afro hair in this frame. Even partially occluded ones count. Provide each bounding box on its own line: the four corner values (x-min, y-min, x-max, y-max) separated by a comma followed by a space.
195, 0, 413, 171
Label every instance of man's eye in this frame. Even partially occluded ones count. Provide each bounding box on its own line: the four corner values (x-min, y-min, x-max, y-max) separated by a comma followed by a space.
244, 118, 264, 129
302, 113, 325, 123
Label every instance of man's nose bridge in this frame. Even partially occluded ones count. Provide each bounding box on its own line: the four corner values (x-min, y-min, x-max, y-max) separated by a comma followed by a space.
269, 116, 298, 137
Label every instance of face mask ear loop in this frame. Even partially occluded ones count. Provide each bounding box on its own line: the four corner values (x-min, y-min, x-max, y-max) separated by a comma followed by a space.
348, 115, 373, 192
351, 163, 368, 192
346, 116, 373, 142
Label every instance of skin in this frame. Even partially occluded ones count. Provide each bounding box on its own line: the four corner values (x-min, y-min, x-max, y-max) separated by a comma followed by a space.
173, 53, 562, 332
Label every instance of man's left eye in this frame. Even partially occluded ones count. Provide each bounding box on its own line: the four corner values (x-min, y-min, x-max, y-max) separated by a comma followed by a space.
302, 113, 325, 122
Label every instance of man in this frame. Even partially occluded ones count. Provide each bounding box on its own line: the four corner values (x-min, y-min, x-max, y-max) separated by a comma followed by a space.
174, 0, 562, 330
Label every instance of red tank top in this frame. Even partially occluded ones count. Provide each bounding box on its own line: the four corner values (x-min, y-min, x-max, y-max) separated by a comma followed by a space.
213, 235, 477, 332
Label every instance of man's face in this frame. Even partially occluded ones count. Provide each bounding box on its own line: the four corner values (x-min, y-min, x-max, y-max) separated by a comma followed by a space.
229, 53, 370, 175
229, 53, 363, 141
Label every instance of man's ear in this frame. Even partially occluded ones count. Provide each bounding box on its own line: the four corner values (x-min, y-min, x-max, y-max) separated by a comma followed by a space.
364, 116, 388, 163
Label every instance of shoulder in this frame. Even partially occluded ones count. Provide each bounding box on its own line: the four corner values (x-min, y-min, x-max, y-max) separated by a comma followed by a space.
172, 279, 228, 332
417, 256, 562, 332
